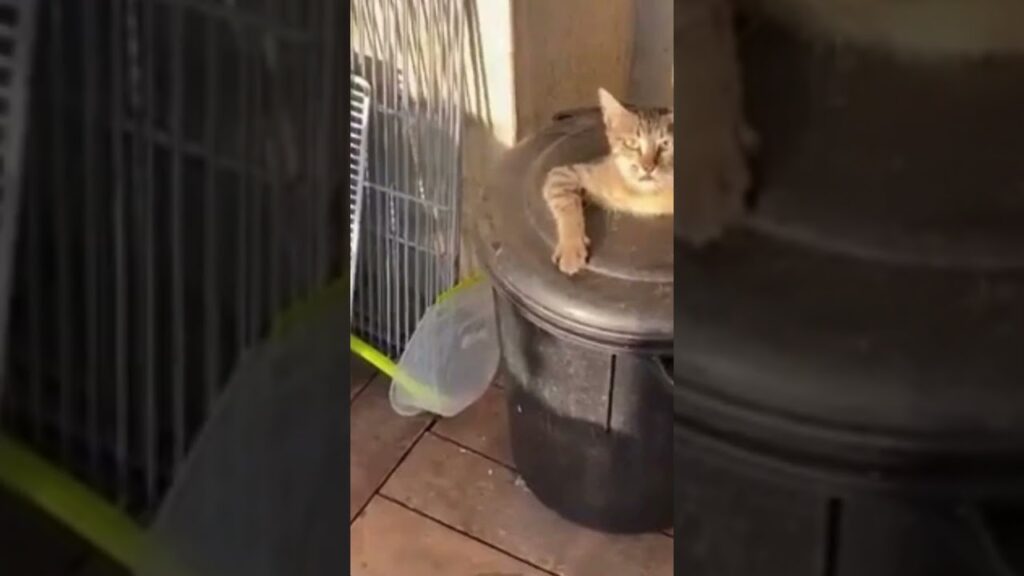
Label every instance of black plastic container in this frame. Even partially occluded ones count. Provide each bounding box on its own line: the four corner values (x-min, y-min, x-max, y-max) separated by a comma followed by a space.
475, 109, 674, 533
674, 15, 1024, 576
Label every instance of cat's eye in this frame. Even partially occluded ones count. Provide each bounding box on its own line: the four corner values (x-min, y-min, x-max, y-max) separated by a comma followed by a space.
623, 138, 640, 150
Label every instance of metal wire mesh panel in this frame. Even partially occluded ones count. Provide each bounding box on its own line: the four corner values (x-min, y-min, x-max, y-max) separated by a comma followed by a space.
0, 0, 38, 409
0, 0, 341, 516
350, 0, 466, 359
350, 74, 371, 310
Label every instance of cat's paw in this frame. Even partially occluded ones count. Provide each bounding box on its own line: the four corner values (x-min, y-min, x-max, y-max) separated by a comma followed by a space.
552, 236, 590, 276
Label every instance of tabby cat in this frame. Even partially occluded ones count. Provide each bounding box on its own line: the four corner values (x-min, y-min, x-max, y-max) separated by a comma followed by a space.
543, 89, 673, 276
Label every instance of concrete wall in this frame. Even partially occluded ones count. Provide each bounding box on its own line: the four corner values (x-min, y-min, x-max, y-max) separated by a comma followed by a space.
629, 0, 674, 107
463, 0, 673, 144
510, 0, 635, 138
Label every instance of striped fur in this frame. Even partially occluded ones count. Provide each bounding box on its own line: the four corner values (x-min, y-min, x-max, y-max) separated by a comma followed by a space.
543, 89, 673, 275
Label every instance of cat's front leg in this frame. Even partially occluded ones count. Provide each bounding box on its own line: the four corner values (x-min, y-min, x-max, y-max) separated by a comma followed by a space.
677, 0, 753, 245
543, 165, 591, 276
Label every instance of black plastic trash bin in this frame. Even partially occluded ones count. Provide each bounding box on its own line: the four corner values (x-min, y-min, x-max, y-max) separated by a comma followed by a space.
674, 16, 1024, 576
475, 109, 674, 534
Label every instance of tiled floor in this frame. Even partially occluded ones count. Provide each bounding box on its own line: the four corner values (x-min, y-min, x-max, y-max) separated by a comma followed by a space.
349, 355, 674, 576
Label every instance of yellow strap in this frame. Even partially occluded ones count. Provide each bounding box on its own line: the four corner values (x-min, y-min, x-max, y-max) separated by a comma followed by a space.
0, 434, 189, 575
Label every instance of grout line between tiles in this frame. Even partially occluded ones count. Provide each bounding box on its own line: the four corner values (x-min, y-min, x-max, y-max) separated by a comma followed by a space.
427, 429, 517, 473
349, 370, 378, 403
350, 412, 435, 523
378, 493, 562, 576
427, 432, 675, 542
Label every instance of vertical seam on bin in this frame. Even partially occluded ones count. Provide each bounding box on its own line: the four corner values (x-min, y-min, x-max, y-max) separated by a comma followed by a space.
605, 355, 617, 433
823, 498, 842, 576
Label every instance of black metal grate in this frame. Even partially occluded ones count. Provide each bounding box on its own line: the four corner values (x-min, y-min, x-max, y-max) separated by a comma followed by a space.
0, 1, 38, 413
0, 0, 342, 517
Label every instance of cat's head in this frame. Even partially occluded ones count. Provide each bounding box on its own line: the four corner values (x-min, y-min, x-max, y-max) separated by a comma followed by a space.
598, 88, 673, 192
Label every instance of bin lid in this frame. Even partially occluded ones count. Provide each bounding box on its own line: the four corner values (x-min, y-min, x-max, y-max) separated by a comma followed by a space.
475, 110, 673, 353
740, 19, 1024, 269
677, 232, 1024, 480
674, 19, 1024, 489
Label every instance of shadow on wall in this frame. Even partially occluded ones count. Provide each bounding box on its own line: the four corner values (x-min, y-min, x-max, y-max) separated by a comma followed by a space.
459, 0, 512, 278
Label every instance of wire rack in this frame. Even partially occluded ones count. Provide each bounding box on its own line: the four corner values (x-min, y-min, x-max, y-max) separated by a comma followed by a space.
350, 0, 466, 359
350, 74, 371, 311
0, 0, 341, 517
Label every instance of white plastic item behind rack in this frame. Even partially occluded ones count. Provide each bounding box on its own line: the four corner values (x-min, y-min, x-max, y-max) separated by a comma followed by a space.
350, 74, 371, 313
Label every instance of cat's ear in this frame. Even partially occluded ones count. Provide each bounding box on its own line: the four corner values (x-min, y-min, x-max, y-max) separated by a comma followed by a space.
598, 88, 632, 129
